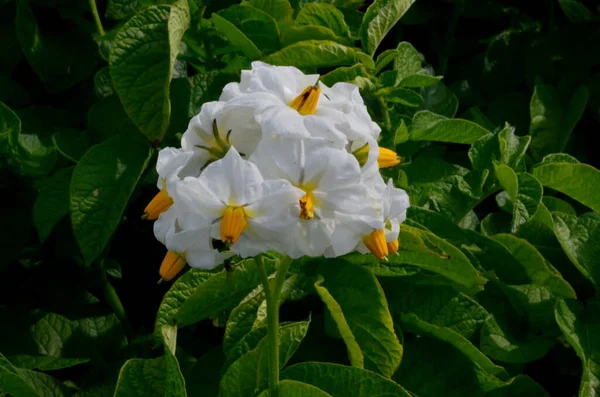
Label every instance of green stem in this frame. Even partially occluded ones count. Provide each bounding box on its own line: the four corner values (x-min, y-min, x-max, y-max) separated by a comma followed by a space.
89, 0, 105, 37
101, 274, 133, 340
257, 255, 292, 397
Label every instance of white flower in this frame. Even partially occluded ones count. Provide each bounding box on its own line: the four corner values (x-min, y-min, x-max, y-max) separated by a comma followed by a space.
175, 147, 304, 258
250, 136, 379, 258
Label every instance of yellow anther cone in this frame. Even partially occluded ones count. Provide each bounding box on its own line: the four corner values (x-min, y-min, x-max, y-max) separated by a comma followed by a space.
221, 206, 248, 246
159, 251, 186, 281
377, 147, 401, 168
289, 85, 321, 115
143, 188, 173, 220
363, 229, 388, 260
387, 239, 399, 255
299, 191, 316, 220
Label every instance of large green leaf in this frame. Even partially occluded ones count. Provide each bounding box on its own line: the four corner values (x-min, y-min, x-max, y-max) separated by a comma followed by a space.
529, 84, 588, 161
555, 299, 600, 397
106, 0, 139, 19
257, 380, 332, 396
176, 258, 276, 327
223, 286, 266, 354
32, 167, 73, 243
493, 164, 543, 232
219, 321, 310, 397
393, 41, 421, 76
212, 13, 262, 60
533, 159, 600, 214
154, 269, 213, 342
263, 40, 358, 70
109, 0, 190, 142
296, 4, 351, 39
410, 111, 491, 144
219, 5, 280, 54
0, 354, 71, 397
52, 129, 89, 163
114, 358, 166, 397
469, 123, 530, 174
553, 213, 600, 284
282, 362, 411, 397
70, 134, 152, 265
161, 325, 187, 397
245, 0, 293, 22
359, 0, 416, 56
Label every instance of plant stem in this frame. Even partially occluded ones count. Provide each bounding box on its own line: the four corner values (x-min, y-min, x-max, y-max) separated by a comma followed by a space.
257, 255, 292, 397
89, 0, 105, 37
101, 274, 133, 340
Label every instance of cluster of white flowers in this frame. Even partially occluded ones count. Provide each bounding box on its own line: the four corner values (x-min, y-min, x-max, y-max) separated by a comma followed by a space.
144, 62, 409, 281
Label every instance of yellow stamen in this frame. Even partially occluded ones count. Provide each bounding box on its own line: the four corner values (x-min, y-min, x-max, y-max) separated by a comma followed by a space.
363, 229, 388, 260
159, 250, 187, 281
387, 239, 399, 255
143, 189, 173, 220
352, 144, 370, 167
289, 84, 321, 115
377, 147, 401, 168
299, 191, 316, 220
221, 206, 248, 246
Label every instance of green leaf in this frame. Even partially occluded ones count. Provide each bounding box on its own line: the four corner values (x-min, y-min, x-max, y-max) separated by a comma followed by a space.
223, 286, 266, 355
378, 87, 423, 107
393, 41, 421, 76
553, 213, 600, 284
469, 123, 530, 174
106, 0, 139, 19
529, 84, 588, 161
114, 358, 166, 397
320, 64, 370, 86
219, 321, 310, 397
280, 25, 352, 47
245, 0, 293, 22
374, 49, 399, 74
212, 13, 262, 60
555, 299, 600, 397
399, 74, 442, 88
532, 160, 600, 213
110, 1, 190, 142
154, 269, 213, 342
219, 5, 280, 54
359, 0, 416, 56
493, 164, 543, 232
543, 197, 576, 215
32, 167, 73, 243
15, 0, 99, 93
176, 258, 276, 327
296, 4, 350, 38
86, 96, 137, 145
70, 134, 152, 265
52, 129, 89, 163
421, 82, 459, 118
0, 354, 71, 397
93, 68, 114, 100
263, 40, 357, 70
161, 325, 187, 397
257, 380, 332, 397
314, 260, 400, 377
410, 111, 491, 144
282, 362, 411, 397
0, 102, 20, 154
559, 0, 593, 22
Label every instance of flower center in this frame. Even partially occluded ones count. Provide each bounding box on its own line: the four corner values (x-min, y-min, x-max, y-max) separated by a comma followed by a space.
221, 206, 248, 246
159, 250, 187, 281
143, 188, 173, 220
299, 190, 316, 220
289, 84, 321, 115
195, 119, 239, 165
363, 229, 388, 260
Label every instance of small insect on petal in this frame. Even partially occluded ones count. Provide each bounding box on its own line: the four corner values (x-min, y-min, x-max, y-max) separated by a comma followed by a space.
299, 191, 316, 220
363, 229, 388, 260
143, 188, 173, 220
289, 84, 321, 115
221, 206, 248, 246
159, 250, 187, 281
377, 147, 401, 169
387, 239, 399, 255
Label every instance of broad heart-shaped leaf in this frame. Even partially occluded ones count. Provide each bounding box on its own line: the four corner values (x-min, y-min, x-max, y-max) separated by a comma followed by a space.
555, 299, 600, 397
109, 1, 190, 142
15, 0, 99, 93
257, 380, 332, 396
409, 110, 491, 144
553, 213, 600, 284
154, 269, 213, 342
218, 5, 280, 54
359, 0, 416, 56
245, 0, 293, 22
282, 363, 411, 397
394, 334, 548, 397
32, 167, 73, 243
387, 225, 487, 291
493, 164, 543, 233
263, 40, 358, 70
296, 4, 351, 39
532, 159, 600, 213
176, 258, 276, 327
114, 358, 166, 397
219, 321, 310, 397
529, 84, 588, 161
469, 123, 530, 174
70, 134, 152, 265
315, 260, 401, 377
0, 354, 71, 397
212, 13, 262, 60
380, 279, 488, 339
393, 41, 421, 77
